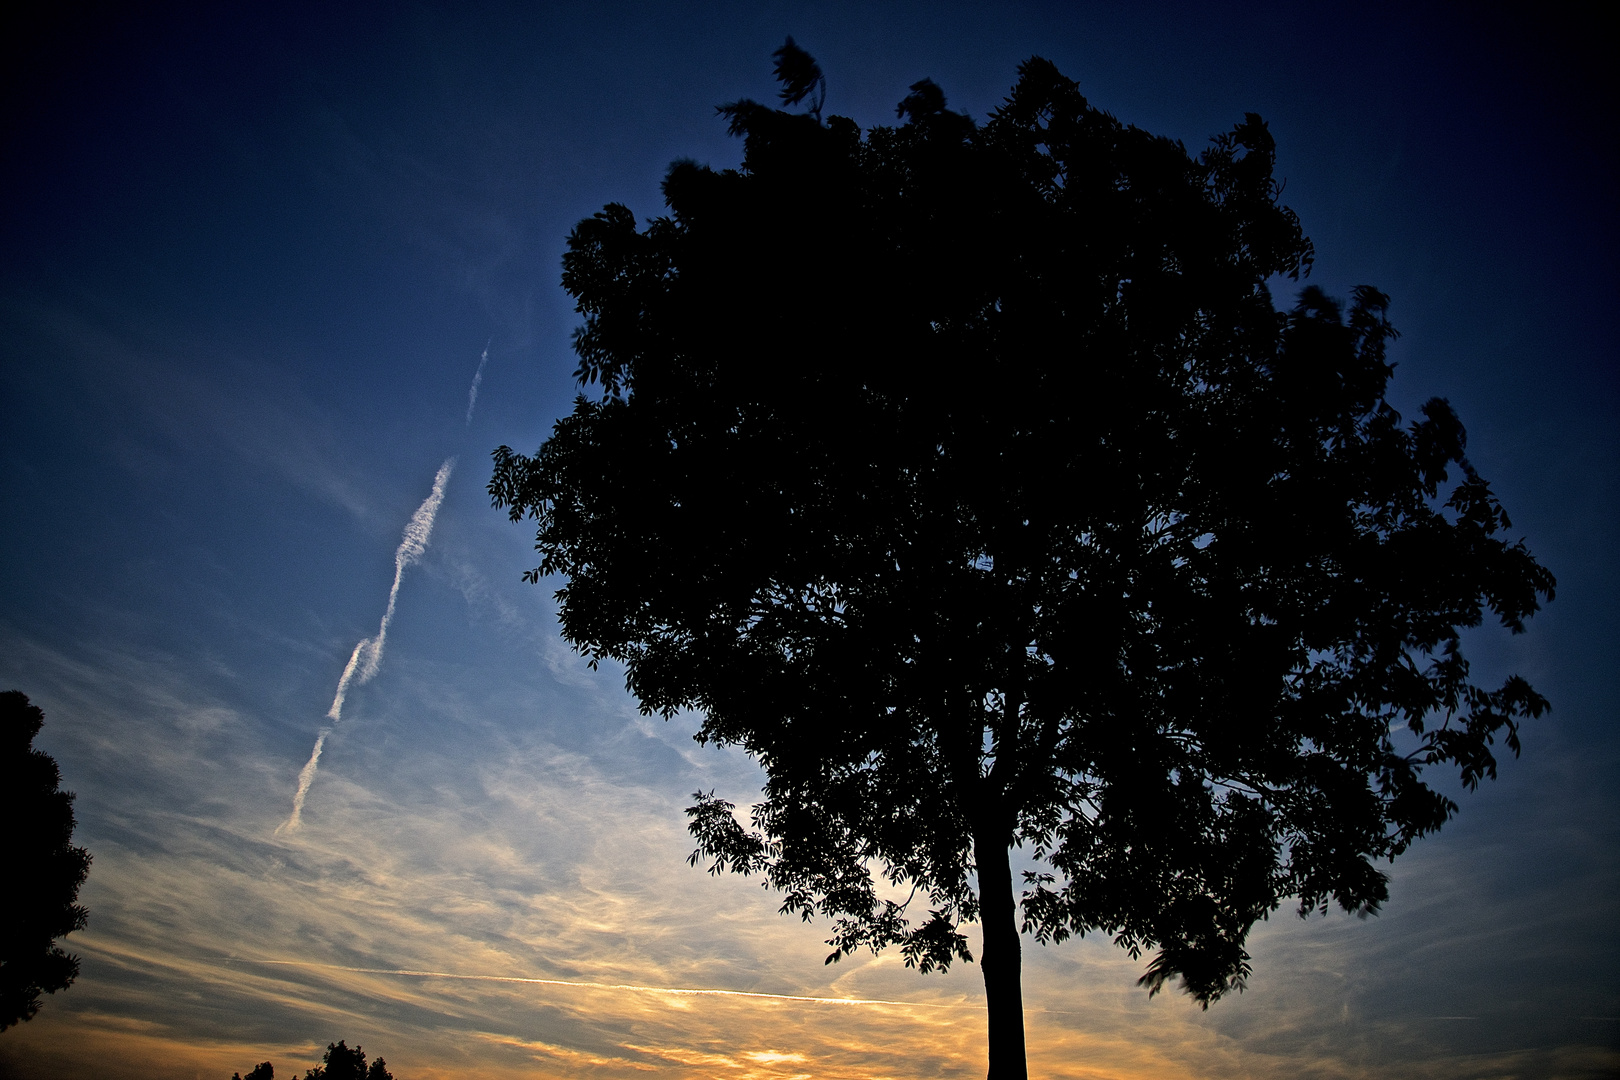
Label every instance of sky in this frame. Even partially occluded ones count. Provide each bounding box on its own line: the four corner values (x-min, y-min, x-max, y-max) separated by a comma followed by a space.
0, 3, 1615, 1078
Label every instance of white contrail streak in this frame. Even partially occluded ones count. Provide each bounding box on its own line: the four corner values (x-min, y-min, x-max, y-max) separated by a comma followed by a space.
278, 728, 330, 834
234, 959, 974, 1009
325, 638, 371, 726
355, 456, 455, 685
278, 458, 455, 834
465, 341, 490, 424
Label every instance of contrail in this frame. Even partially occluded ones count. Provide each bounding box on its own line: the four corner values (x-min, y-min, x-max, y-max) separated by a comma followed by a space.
279, 458, 455, 833
280, 728, 330, 832
233, 959, 974, 1009
354, 456, 455, 686
465, 341, 490, 425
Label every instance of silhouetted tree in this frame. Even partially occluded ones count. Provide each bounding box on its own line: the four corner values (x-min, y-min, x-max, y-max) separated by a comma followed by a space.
1, 690, 91, 1031
299, 1040, 391, 1080
490, 46, 1555, 1079
230, 1042, 395, 1080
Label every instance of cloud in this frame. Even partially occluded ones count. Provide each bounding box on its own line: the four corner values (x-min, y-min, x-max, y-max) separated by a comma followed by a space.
467, 342, 490, 424
281, 458, 455, 832
231, 959, 976, 1010
354, 455, 455, 689
3, 625, 1613, 1080
5, 300, 379, 520
280, 728, 331, 836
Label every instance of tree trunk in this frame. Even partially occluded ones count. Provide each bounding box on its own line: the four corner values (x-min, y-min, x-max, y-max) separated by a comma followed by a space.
975, 824, 1027, 1080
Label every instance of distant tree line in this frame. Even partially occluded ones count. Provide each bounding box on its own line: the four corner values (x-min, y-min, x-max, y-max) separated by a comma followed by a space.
232, 1040, 393, 1080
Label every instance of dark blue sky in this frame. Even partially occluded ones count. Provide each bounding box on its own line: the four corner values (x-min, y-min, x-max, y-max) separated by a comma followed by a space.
1, 4, 1614, 1078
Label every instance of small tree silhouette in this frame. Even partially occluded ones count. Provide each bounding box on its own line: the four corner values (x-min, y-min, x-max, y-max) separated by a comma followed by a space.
1, 690, 91, 1030
231, 1041, 393, 1080
300, 1041, 391, 1080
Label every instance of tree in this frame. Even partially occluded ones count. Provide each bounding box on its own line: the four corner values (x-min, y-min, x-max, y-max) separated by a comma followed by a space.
230, 1041, 393, 1080
298, 1040, 391, 1080
490, 47, 1554, 1079
1, 690, 91, 1031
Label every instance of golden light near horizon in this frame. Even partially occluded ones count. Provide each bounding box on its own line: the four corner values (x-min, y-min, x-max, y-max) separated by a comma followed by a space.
1, 643, 1601, 1080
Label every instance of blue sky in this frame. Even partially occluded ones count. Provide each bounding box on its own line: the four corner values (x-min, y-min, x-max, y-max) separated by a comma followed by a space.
1, 4, 1614, 1077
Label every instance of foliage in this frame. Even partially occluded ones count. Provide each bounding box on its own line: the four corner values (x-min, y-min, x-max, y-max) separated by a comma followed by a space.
1, 690, 91, 1031
230, 1041, 392, 1080
766, 37, 824, 121
300, 1041, 391, 1080
491, 44, 1553, 1076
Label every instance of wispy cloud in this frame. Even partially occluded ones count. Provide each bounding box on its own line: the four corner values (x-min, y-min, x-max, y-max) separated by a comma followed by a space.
7, 300, 380, 521
281, 457, 455, 832
231, 960, 976, 1009
3, 619, 1612, 1080
466, 341, 490, 425
281, 729, 332, 835
360, 456, 456, 685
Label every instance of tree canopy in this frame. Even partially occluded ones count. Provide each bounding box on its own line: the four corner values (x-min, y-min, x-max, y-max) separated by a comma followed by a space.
490, 47, 1554, 1078
302, 1040, 391, 1080
1, 690, 91, 1031
233, 1040, 392, 1080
